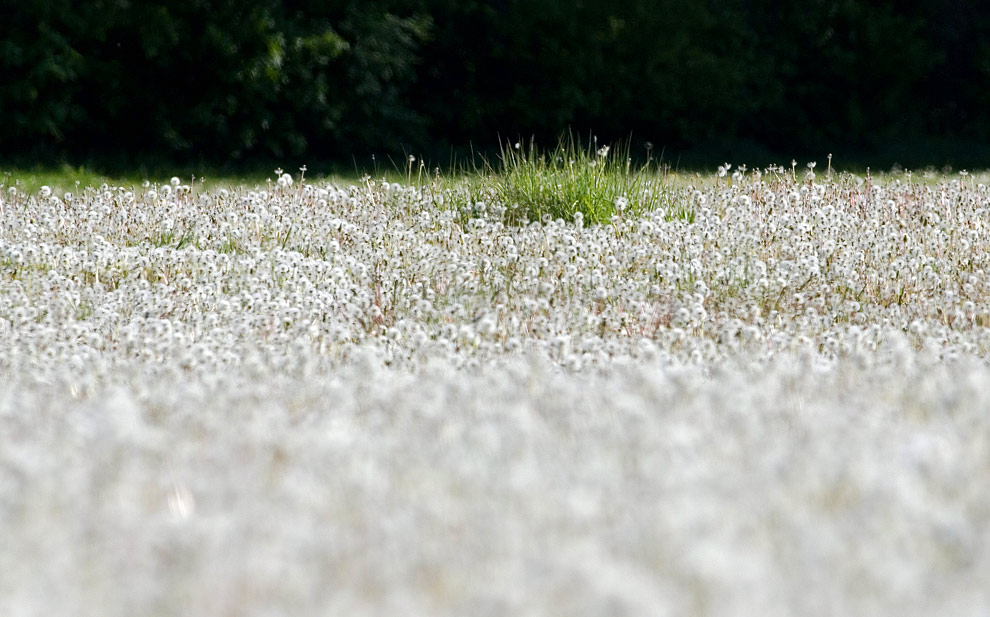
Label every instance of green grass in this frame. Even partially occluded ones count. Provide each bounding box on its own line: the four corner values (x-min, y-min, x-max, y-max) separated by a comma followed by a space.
1, 150, 684, 228
478, 134, 677, 226
10, 155, 982, 233
0, 164, 366, 194
24, 143, 988, 230
1, 165, 148, 193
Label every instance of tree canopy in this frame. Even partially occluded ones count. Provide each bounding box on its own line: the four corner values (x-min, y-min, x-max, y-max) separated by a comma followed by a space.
3, 0, 987, 168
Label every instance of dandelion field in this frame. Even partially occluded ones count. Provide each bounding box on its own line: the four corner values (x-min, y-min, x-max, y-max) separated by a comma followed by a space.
2, 159, 990, 616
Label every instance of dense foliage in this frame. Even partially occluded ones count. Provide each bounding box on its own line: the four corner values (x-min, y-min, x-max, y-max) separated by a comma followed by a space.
3, 0, 989, 166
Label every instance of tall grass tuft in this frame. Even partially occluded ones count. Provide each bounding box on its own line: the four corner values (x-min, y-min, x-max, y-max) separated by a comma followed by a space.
482, 134, 676, 226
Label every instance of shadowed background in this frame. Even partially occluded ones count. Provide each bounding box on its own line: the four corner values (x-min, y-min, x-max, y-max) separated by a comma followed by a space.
3, 0, 989, 171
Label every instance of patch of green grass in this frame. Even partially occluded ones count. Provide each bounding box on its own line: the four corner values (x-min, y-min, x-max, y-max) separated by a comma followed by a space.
480, 134, 675, 226
0, 165, 146, 194
0, 164, 364, 194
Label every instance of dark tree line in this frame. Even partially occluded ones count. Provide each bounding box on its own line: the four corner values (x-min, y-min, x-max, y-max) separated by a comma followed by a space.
3, 0, 989, 168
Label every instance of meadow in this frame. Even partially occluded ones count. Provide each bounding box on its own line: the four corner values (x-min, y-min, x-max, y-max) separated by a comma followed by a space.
2, 149, 990, 616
